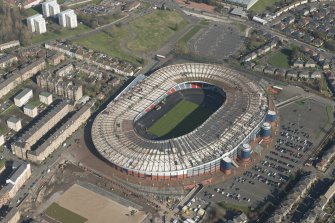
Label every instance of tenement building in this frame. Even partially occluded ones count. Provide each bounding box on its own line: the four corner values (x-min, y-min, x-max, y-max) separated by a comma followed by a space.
11, 100, 71, 159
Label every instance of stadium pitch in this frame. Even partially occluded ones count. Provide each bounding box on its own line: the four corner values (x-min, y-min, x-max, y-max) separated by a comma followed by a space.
148, 99, 217, 139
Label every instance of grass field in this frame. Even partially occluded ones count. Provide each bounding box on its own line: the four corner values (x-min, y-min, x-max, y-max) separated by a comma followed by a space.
0, 159, 6, 170
177, 25, 203, 54
326, 106, 333, 122
74, 10, 186, 64
148, 99, 214, 138
45, 203, 88, 223
250, 0, 283, 13
269, 49, 292, 68
127, 10, 187, 53
218, 202, 251, 214
74, 26, 140, 65
27, 99, 41, 107
32, 24, 91, 44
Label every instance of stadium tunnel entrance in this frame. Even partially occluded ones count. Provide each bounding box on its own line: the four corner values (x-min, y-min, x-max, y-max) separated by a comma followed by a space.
134, 83, 226, 140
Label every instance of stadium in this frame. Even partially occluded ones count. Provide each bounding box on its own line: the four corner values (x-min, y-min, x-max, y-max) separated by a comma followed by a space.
91, 63, 270, 181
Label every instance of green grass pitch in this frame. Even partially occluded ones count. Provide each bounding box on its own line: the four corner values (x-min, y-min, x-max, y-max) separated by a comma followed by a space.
148, 99, 214, 138
45, 203, 88, 223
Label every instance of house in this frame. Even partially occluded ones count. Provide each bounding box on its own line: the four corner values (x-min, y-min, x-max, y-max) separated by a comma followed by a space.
283, 28, 294, 35
308, 50, 318, 57
243, 61, 256, 69
264, 67, 277, 75
275, 69, 286, 77
305, 60, 316, 68
321, 60, 331, 70
293, 31, 304, 39
312, 39, 324, 47
310, 71, 322, 79
283, 16, 295, 25
315, 54, 325, 63
273, 22, 286, 30
293, 60, 304, 68
299, 71, 310, 79
301, 9, 310, 16
304, 35, 315, 43
258, 45, 271, 55
253, 65, 265, 72
287, 70, 298, 78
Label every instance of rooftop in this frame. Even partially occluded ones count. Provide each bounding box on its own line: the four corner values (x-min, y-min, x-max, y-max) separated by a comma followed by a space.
15, 88, 32, 100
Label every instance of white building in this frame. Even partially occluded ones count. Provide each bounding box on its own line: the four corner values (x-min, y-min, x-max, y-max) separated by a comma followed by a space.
7, 117, 22, 132
225, 0, 260, 10
39, 91, 53, 105
0, 135, 4, 146
42, 0, 60, 17
27, 14, 47, 34
58, 9, 78, 28
14, 88, 33, 107
0, 41, 20, 51
23, 104, 38, 118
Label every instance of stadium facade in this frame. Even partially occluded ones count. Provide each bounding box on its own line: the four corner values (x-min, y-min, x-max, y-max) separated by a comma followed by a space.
224, 0, 260, 10
91, 63, 270, 181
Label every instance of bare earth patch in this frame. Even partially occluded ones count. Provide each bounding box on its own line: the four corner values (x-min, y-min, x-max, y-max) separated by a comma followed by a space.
56, 184, 147, 223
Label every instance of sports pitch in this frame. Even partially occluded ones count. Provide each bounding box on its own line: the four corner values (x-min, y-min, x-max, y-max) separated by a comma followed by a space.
148, 99, 215, 138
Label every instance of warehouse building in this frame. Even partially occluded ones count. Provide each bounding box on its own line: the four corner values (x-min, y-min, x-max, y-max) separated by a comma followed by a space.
42, 0, 60, 17
14, 88, 33, 107
7, 117, 22, 132
23, 103, 38, 118
27, 14, 47, 34
39, 91, 53, 105
224, 0, 260, 10
58, 9, 78, 28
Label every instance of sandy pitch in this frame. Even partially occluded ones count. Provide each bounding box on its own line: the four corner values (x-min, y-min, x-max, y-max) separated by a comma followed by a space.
57, 184, 147, 223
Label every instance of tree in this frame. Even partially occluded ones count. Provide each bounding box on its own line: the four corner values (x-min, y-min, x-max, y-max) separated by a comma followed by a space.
0, 3, 31, 45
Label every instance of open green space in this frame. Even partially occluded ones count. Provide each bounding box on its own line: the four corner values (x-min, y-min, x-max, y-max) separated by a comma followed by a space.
1, 105, 16, 116
269, 49, 292, 68
326, 106, 333, 122
0, 159, 6, 170
24, 7, 40, 17
0, 126, 6, 135
32, 24, 91, 44
219, 202, 251, 214
148, 99, 215, 139
246, 32, 268, 51
73, 26, 140, 65
250, 0, 283, 13
325, 39, 335, 52
74, 10, 186, 64
127, 10, 187, 53
45, 203, 87, 223
27, 99, 41, 107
